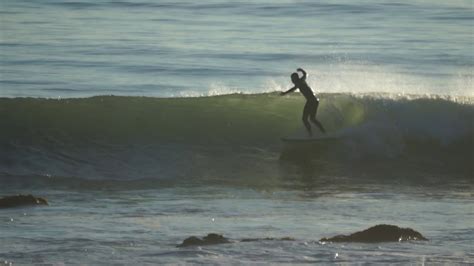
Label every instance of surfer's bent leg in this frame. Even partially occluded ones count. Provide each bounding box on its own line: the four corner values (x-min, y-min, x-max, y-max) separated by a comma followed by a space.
310, 100, 326, 134
302, 101, 312, 137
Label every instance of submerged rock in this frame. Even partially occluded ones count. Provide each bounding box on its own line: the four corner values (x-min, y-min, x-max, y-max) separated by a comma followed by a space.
0, 194, 48, 209
320, 224, 428, 243
177, 233, 231, 247
240, 237, 295, 242
177, 234, 296, 247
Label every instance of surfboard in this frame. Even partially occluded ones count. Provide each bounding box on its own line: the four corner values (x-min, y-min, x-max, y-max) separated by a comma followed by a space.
281, 131, 340, 143
281, 135, 339, 143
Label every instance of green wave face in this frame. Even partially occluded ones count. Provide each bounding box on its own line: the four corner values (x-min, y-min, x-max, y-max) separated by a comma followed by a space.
1, 93, 471, 143
1, 93, 472, 182
0, 93, 361, 145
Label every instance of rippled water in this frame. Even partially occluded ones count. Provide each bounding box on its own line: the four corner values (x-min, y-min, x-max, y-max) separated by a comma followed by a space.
1, 185, 473, 264
1, 0, 472, 97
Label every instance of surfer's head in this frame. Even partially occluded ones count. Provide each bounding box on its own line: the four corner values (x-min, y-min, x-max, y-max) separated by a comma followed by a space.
291, 72, 300, 84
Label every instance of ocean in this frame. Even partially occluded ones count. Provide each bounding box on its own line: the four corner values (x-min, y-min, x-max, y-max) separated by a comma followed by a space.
1, 0, 473, 264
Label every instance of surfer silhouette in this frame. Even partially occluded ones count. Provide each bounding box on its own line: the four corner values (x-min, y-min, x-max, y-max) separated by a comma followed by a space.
280, 68, 326, 136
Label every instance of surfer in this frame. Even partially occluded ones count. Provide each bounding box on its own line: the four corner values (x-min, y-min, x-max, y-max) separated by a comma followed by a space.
280, 68, 326, 136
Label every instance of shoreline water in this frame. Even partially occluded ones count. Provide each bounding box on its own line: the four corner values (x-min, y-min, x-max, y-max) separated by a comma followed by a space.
1, 185, 473, 264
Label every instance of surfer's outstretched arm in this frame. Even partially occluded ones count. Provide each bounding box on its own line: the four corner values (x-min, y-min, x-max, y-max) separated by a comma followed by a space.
280, 86, 297, 95
297, 68, 307, 80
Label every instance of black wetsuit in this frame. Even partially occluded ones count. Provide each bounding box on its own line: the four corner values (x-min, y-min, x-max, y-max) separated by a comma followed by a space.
297, 80, 326, 135
281, 69, 326, 136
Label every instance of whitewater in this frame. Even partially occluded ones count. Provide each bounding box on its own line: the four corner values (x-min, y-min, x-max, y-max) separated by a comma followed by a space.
1, 0, 473, 264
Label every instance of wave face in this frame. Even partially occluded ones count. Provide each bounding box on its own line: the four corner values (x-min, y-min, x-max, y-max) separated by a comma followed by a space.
1, 93, 472, 185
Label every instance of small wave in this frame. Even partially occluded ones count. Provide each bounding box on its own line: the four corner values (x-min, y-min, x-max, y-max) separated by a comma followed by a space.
0, 93, 472, 181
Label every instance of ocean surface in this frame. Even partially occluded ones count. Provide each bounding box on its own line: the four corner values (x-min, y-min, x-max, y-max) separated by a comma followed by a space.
1, 0, 473, 264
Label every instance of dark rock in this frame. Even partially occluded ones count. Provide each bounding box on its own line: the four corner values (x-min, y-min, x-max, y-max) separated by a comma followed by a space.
0, 194, 48, 209
177, 234, 295, 247
320, 224, 428, 243
177, 236, 202, 247
240, 237, 295, 242
177, 233, 231, 247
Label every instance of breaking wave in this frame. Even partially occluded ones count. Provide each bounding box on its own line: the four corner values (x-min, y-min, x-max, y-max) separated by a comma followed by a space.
0, 93, 472, 185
